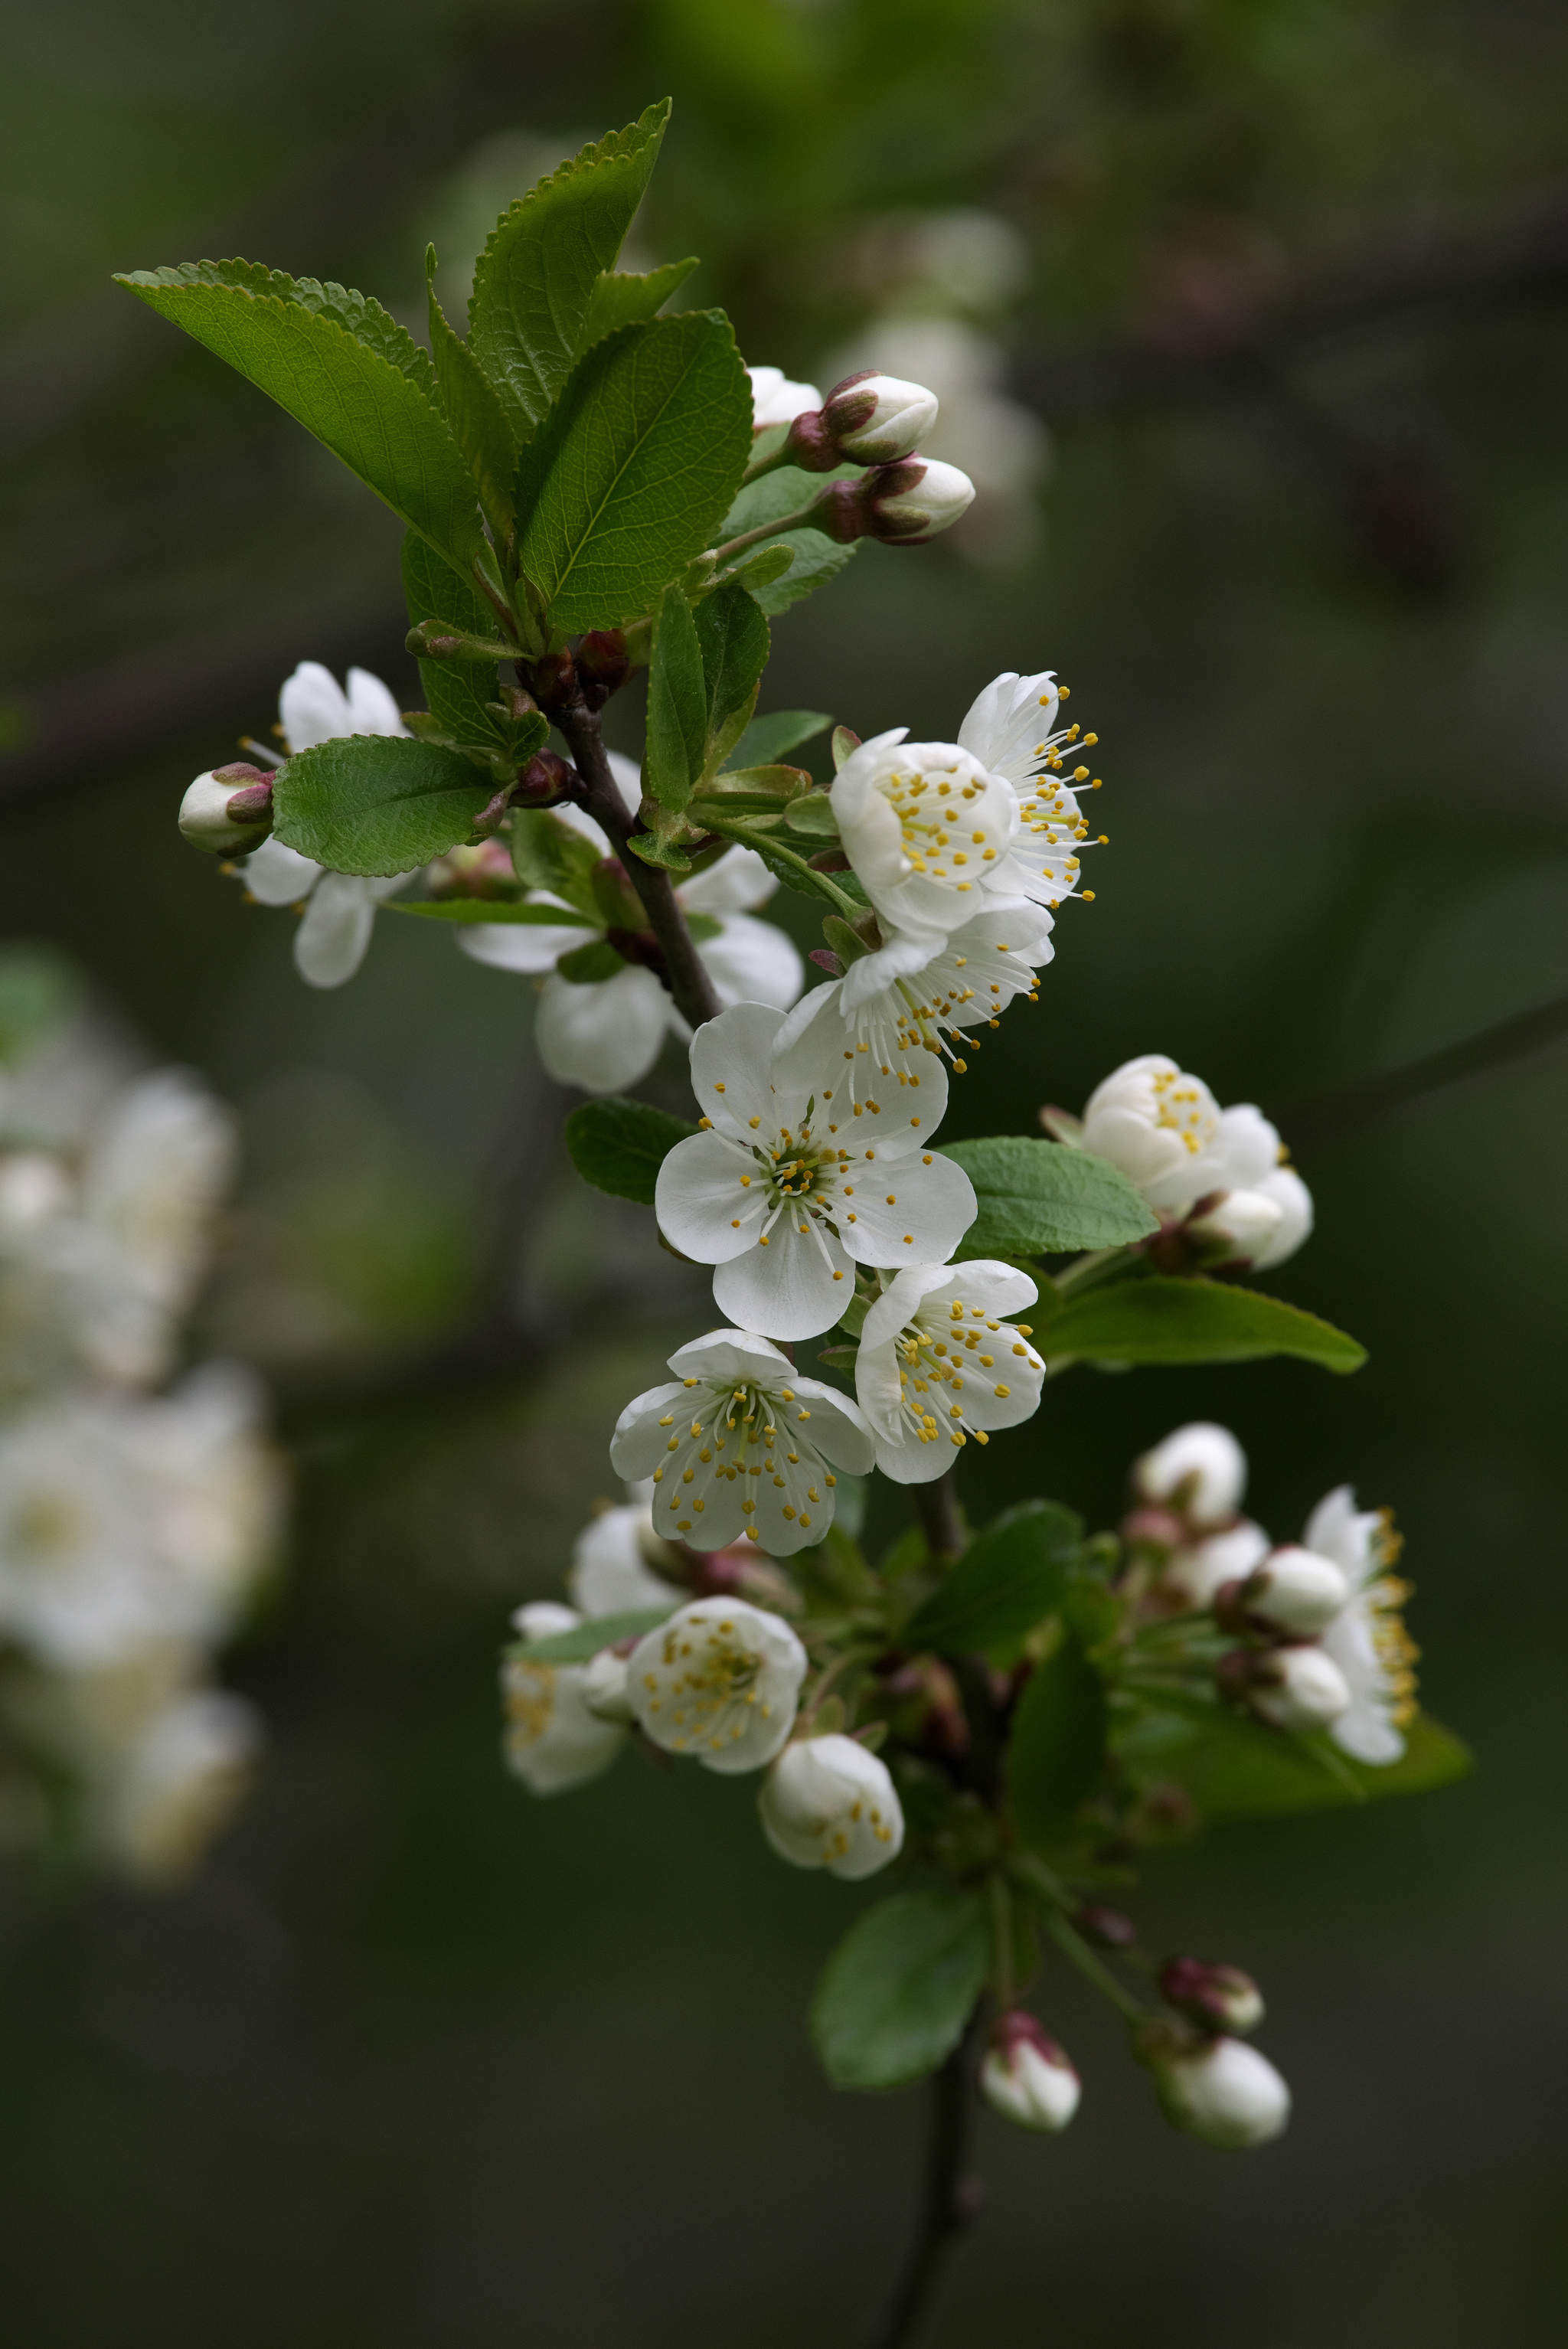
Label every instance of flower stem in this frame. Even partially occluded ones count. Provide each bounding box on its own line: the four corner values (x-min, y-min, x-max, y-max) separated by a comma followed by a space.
552, 699, 721, 1031
864, 2027, 982, 2349
704, 817, 864, 920
912, 1471, 965, 1564
1043, 1908, 1148, 2026
710, 497, 825, 567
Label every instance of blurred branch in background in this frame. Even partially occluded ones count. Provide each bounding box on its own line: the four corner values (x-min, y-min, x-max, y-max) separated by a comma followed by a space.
1276, 987, 1568, 1158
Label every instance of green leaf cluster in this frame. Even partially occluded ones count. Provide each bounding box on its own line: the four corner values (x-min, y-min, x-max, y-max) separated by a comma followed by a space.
565, 1096, 698, 1206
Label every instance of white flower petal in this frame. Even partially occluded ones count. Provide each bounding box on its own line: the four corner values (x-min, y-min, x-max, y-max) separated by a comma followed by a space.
609, 1382, 693, 1482
458, 920, 592, 975
567, 1504, 683, 1617
956, 669, 1061, 783
836, 1149, 975, 1269
345, 667, 410, 737
713, 1219, 851, 1342
679, 845, 777, 916
240, 835, 322, 907
534, 965, 676, 1093
293, 873, 377, 988
278, 660, 353, 754
688, 1000, 787, 1133
656, 1130, 769, 1264
697, 912, 804, 1013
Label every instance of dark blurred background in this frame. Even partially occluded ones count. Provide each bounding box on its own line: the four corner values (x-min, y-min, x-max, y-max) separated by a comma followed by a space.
3, 1, 1567, 2341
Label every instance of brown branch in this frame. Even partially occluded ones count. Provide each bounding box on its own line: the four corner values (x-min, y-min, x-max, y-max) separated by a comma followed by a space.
864, 2029, 982, 2349
1274, 988, 1568, 1158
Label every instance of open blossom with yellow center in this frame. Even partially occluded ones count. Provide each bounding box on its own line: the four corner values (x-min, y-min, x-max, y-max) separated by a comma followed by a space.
828, 729, 1027, 994
1044, 1052, 1313, 1270
655, 1002, 976, 1343
956, 668, 1107, 912
785, 903, 1057, 1088
1305, 1486, 1418, 1765
610, 1328, 874, 1554
854, 1261, 1046, 1485
626, 1596, 808, 1774
758, 1733, 905, 1878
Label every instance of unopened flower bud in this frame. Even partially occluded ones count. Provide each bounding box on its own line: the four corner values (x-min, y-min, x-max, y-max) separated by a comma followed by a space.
1158, 1956, 1265, 2035
815, 456, 977, 546
1221, 1544, 1348, 1639
759, 1732, 904, 1878
576, 629, 630, 708
981, 2012, 1081, 2133
1075, 1903, 1138, 1950
1134, 1422, 1246, 1527
580, 1645, 633, 1723
1188, 1185, 1284, 1265
178, 764, 275, 853
514, 749, 574, 806
784, 371, 941, 471
1219, 1642, 1351, 1733
526, 650, 579, 716
1151, 2032, 1291, 2149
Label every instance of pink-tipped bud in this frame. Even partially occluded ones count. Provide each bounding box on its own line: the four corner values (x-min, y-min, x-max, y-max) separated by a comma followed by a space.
1158, 1956, 1265, 2035
814, 456, 977, 546
513, 749, 573, 807
1075, 1903, 1138, 1950
178, 763, 275, 853
576, 630, 630, 709
821, 370, 940, 463
1217, 1642, 1351, 1734
981, 2012, 1081, 2133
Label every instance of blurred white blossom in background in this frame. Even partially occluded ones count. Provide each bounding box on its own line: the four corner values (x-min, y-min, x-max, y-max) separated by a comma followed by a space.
0, 947, 281, 1882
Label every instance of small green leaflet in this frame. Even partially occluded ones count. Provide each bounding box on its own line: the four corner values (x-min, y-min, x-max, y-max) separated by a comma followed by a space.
468, 102, 672, 436
514, 313, 753, 635
695, 581, 770, 776
644, 585, 708, 812
724, 711, 832, 769
565, 1096, 697, 1205
583, 257, 698, 341
810, 1888, 990, 2091
1008, 1635, 1108, 1844
1043, 1276, 1367, 1372
401, 532, 513, 753
426, 252, 518, 540
388, 900, 593, 926
1120, 1700, 1471, 1821
904, 1501, 1083, 1658
720, 463, 858, 616
272, 736, 495, 877
117, 260, 484, 574
942, 1138, 1158, 1257
511, 1606, 674, 1663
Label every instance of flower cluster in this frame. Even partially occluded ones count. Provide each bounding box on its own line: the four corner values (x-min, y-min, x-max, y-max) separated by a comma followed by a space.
0, 955, 280, 1880
1128, 1419, 1417, 1762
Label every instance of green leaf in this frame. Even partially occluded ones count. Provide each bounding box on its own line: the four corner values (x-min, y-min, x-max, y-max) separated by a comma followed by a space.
905, 1501, 1083, 1657
512, 1606, 674, 1663
695, 580, 770, 776
780, 792, 840, 841
509, 809, 603, 914
1008, 1636, 1108, 1844
557, 939, 627, 984
941, 1138, 1158, 1257
583, 257, 698, 342
1127, 1702, 1471, 1820
723, 710, 832, 769
1044, 1277, 1367, 1372
565, 1096, 697, 1205
752, 529, 856, 615
644, 585, 708, 812
810, 1889, 989, 2091
514, 312, 753, 635
117, 260, 483, 571
388, 899, 593, 927
468, 102, 672, 436
720, 463, 858, 615
426, 253, 518, 539
401, 532, 508, 753
272, 736, 495, 877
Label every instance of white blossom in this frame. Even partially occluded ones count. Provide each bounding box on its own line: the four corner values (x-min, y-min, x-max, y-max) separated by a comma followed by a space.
957, 668, 1103, 912
610, 1328, 874, 1553
0, 1367, 279, 1670
501, 1600, 626, 1794
567, 1499, 684, 1619
828, 729, 1025, 977
855, 1261, 1044, 1483
1165, 1519, 1272, 1610
981, 2017, 1081, 2133
1307, 1486, 1417, 1765
779, 901, 1057, 1084
461, 754, 803, 1093
236, 663, 417, 988
1134, 1421, 1248, 1527
758, 1732, 904, 1877
1155, 2035, 1291, 2149
100, 1687, 262, 1883
579, 1645, 635, 1723
655, 1002, 975, 1343
1245, 1642, 1351, 1735
1237, 1544, 1350, 1638
626, 1596, 808, 1773
822, 371, 940, 465
747, 364, 822, 429
1044, 1054, 1312, 1270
